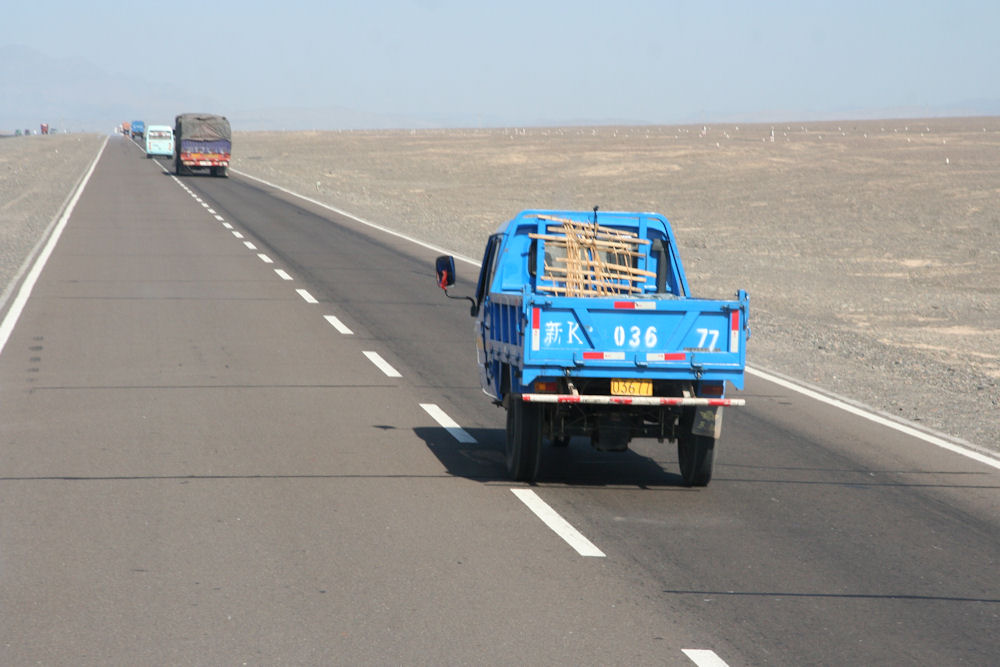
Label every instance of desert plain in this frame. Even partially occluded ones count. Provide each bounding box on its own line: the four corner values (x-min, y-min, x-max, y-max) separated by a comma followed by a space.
2, 117, 998, 451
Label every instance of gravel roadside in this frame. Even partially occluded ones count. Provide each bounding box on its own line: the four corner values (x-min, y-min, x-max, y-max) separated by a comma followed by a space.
0, 133, 105, 302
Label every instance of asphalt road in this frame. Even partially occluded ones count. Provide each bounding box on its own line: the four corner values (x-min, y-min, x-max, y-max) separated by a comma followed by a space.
1, 135, 997, 666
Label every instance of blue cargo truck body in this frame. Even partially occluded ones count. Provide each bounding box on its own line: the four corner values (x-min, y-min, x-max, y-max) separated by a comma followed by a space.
436, 209, 749, 485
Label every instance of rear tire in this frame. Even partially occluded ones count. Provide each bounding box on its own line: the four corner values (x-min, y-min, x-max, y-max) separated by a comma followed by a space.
505, 397, 542, 482
678, 432, 714, 487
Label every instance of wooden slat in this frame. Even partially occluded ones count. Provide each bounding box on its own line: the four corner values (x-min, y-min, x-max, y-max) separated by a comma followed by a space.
546, 259, 657, 278
530, 216, 655, 296
537, 283, 645, 295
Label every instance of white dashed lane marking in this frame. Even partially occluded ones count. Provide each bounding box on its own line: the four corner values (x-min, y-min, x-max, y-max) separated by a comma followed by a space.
257, 254, 273, 264
682, 649, 730, 666
275, 269, 293, 281
511, 489, 606, 558
363, 351, 401, 378
296, 289, 318, 304
324, 315, 353, 335
419, 403, 475, 443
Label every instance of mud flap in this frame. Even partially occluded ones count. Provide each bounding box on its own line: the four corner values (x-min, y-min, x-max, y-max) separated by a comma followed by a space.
691, 406, 723, 439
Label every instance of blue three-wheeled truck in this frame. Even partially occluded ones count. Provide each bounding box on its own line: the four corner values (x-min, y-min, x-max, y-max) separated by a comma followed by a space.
436, 209, 749, 486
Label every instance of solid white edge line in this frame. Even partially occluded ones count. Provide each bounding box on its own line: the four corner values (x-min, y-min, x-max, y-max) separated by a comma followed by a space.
0, 136, 109, 358
324, 315, 354, 335
419, 403, 476, 443
231, 168, 481, 267
363, 350, 402, 378
228, 168, 999, 470
0, 137, 108, 316
747, 367, 1000, 471
510, 489, 606, 558
682, 649, 730, 667
274, 269, 293, 281
296, 289, 318, 304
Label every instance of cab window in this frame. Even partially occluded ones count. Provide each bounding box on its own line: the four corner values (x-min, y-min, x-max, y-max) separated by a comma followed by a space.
474, 235, 501, 313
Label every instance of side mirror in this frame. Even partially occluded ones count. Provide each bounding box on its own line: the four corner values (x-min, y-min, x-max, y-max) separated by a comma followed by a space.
435, 255, 478, 315
435, 255, 456, 289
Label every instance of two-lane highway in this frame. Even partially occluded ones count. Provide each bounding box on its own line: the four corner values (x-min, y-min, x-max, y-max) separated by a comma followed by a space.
0, 134, 996, 665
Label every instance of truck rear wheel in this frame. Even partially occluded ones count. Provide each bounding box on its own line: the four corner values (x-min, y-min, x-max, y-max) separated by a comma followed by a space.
506, 397, 542, 482
678, 433, 714, 487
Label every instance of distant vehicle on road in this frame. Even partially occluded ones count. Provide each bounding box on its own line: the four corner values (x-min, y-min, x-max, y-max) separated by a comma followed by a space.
122, 121, 131, 136
174, 113, 231, 177
144, 125, 174, 158
40, 123, 49, 135
130, 120, 145, 139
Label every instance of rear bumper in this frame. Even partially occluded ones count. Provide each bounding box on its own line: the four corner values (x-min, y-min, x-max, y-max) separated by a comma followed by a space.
179, 153, 230, 167
521, 393, 744, 406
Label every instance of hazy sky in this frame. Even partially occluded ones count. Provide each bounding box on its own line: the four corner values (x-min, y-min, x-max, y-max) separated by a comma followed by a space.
4, 0, 998, 126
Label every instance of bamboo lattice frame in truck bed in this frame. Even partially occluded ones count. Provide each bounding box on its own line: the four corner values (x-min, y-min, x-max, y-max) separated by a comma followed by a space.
528, 215, 656, 296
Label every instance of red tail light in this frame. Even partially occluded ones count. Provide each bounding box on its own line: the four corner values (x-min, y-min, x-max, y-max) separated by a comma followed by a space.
533, 381, 560, 394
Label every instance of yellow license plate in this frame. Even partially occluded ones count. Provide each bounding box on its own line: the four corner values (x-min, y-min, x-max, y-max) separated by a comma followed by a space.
610, 379, 652, 396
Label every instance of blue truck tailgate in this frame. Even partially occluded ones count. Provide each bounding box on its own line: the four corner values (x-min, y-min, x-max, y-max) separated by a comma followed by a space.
485, 290, 747, 391
522, 292, 747, 385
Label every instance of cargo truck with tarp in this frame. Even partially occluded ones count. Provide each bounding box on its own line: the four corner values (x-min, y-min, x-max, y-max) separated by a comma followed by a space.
174, 113, 231, 177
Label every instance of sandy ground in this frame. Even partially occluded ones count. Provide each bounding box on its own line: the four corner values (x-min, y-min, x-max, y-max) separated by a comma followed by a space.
1, 122, 997, 452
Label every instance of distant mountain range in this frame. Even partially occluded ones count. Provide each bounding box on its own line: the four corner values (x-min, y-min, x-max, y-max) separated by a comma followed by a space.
3, 43, 998, 134
0, 44, 193, 133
